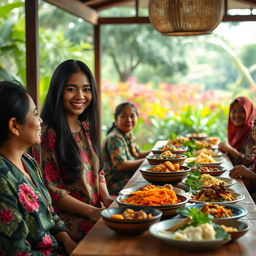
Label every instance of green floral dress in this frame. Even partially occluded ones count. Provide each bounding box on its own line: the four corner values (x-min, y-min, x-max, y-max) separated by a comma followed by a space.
32, 123, 106, 242
0, 153, 67, 256
102, 127, 140, 195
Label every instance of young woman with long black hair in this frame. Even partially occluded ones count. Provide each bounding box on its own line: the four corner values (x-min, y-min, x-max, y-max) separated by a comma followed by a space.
32, 60, 113, 242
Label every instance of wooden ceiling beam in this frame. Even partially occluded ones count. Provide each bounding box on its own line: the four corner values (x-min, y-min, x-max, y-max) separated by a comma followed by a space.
98, 16, 150, 24
235, 0, 256, 6
89, 0, 134, 10
44, 0, 99, 25
223, 14, 256, 21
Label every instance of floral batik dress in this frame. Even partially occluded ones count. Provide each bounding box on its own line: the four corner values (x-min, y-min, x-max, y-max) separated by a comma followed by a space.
102, 127, 140, 195
32, 122, 106, 242
0, 153, 67, 256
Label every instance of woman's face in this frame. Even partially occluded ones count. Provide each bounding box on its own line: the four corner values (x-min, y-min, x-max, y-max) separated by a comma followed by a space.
116, 105, 138, 134
18, 95, 42, 146
230, 101, 246, 127
63, 72, 92, 118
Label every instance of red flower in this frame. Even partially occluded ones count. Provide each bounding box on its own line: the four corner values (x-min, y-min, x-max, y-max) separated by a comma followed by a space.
44, 162, 59, 182
42, 132, 56, 149
38, 235, 53, 256
91, 191, 100, 205
85, 171, 95, 185
18, 184, 39, 212
0, 209, 14, 224
80, 150, 90, 163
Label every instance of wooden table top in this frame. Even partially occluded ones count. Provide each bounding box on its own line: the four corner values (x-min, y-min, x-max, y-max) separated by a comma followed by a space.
72, 141, 256, 256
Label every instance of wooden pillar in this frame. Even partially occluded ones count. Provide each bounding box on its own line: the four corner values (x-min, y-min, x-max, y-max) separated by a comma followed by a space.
25, 0, 39, 108
94, 24, 102, 140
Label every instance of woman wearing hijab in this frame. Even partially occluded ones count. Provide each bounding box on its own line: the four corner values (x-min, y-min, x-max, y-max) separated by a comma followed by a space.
218, 96, 256, 166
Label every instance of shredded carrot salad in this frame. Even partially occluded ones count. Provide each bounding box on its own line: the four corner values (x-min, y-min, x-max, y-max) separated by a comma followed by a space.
121, 186, 180, 206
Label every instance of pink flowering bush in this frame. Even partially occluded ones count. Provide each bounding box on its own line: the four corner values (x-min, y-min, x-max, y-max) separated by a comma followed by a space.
101, 78, 254, 149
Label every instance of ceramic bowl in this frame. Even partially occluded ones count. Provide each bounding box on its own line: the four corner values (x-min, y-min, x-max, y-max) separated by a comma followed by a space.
101, 206, 162, 234
213, 219, 249, 241
180, 203, 247, 220
149, 219, 231, 250
151, 146, 188, 155
140, 165, 191, 185
116, 194, 189, 217
146, 154, 187, 165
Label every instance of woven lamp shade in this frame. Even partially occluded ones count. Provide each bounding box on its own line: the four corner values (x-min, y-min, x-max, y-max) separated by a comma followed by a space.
149, 0, 225, 36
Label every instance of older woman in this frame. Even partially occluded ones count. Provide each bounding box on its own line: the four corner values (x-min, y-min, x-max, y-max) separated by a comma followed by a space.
218, 96, 256, 166
102, 102, 150, 195
0, 81, 76, 255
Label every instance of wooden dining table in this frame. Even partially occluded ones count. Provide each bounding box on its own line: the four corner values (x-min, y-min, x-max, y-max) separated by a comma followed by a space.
72, 141, 256, 256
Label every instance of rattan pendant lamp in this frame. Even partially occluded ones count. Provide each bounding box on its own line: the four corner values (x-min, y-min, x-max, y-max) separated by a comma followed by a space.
148, 0, 225, 36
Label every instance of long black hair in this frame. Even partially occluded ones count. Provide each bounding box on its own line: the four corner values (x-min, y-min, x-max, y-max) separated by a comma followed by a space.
41, 59, 103, 183
107, 102, 138, 135
0, 81, 29, 146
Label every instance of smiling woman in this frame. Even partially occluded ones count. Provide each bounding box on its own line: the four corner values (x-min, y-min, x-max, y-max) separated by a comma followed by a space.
0, 81, 76, 255
32, 59, 113, 242
102, 102, 151, 195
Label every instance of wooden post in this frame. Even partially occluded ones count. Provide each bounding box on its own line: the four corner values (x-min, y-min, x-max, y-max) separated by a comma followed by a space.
25, 0, 39, 109
94, 24, 102, 141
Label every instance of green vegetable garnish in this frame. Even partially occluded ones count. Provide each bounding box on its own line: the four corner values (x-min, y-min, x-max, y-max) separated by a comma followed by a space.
177, 206, 231, 240
185, 169, 202, 194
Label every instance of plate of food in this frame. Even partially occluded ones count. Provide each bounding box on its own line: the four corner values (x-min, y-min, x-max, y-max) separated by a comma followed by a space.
119, 184, 187, 196
116, 184, 189, 216
180, 203, 247, 220
194, 148, 223, 157
195, 166, 227, 176
194, 154, 224, 167
149, 207, 231, 250
186, 133, 208, 141
189, 185, 245, 205
183, 175, 237, 188
151, 145, 188, 155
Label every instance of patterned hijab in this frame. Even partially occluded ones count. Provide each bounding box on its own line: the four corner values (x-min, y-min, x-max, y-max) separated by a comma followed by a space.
228, 96, 256, 151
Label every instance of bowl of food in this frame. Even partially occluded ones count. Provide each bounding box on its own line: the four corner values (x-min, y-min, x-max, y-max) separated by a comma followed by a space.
152, 145, 188, 155
101, 206, 162, 234
140, 162, 191, 185
213, 219, 249, 241
180, 203, 247, 220
189, 185, 245, 204
187, 133, 208, 141
149, 214, 231, 250
116, 185, 189, 216
146, 152, 187, 165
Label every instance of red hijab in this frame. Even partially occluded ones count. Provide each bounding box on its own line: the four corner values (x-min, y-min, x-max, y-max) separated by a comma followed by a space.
228, 96, 256, 151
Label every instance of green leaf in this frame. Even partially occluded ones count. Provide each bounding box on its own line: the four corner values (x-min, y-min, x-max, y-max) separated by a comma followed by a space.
185, 169, 202, 194
0, 3, 23, 19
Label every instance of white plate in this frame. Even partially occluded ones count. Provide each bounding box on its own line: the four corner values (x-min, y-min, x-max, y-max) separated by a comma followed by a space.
182, 177, 237, 188
189, 191, 245, 205
119, 186, 186, 196
149, 219, 231, 250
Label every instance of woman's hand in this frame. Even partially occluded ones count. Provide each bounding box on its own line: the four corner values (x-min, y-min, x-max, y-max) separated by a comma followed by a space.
218, 142, 231, 153
230, 165, 256, 180
87, 205, 105, 222
55, 232, 77, 255
102, 196, 114, 208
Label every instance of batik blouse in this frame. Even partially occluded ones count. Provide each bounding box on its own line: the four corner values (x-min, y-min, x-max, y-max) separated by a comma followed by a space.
230, 131, 256, 167
102, 127, 140, 195
0, 153, 67, 256
32, 122, 106, 242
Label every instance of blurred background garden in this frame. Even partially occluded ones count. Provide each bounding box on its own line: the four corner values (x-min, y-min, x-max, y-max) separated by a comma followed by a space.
1, 0, 256, 149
